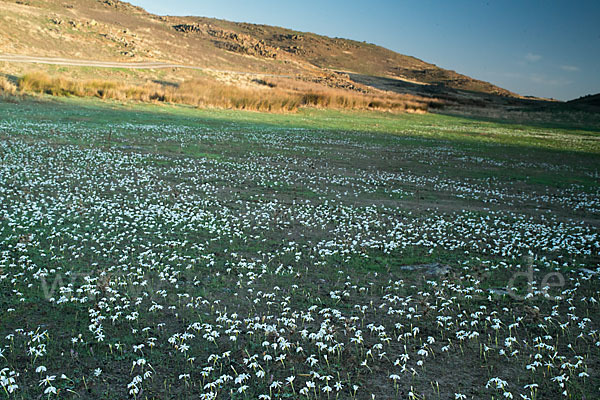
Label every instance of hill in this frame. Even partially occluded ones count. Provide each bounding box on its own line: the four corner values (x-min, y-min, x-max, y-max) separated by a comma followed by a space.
568, 93, 600, 109
0, 0, 515, 97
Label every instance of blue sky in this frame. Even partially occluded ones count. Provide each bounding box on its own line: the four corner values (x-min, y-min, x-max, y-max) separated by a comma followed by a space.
130, 0, 599, 101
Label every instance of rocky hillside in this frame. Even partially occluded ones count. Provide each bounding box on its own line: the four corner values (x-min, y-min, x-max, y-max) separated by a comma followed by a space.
0, 0, 518, 97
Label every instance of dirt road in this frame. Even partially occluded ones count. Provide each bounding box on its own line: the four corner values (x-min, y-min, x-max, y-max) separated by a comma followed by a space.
0, 53, 290, 78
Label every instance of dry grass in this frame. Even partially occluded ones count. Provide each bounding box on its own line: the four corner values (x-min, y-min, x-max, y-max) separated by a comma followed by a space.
15, 72, 436, 113
298, 91, 428, 112
0, 76, 17, 95
268, 76, 436, 111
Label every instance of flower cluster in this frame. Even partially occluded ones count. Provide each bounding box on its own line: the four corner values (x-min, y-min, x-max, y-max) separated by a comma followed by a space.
0, 106, 598, 398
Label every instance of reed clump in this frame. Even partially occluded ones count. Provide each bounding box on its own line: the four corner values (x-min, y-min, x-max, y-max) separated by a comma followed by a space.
16, 72, 437, 113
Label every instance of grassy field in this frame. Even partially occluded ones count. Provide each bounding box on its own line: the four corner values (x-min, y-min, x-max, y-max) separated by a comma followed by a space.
0, 96, 599, 399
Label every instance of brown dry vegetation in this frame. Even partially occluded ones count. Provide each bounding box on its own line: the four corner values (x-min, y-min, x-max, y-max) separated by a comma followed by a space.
15, 72, 435, 113
0, 76, 17, 94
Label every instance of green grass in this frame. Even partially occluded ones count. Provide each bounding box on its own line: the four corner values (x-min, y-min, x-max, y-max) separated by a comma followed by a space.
4, 95, 598, 153
0, 94, 599, 400
2, 95, 598, 197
